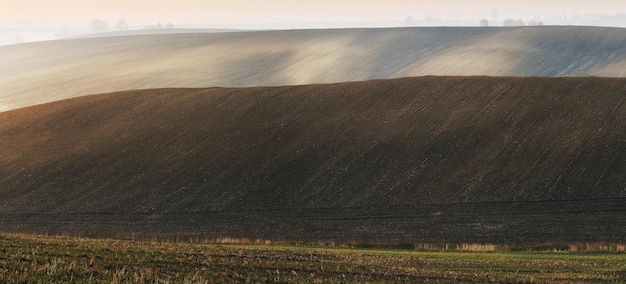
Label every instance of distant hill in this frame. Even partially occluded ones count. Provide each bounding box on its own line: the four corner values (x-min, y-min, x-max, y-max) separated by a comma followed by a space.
70, 28, 247, 39
3, 26, 626, 112
1, 76, 625, 243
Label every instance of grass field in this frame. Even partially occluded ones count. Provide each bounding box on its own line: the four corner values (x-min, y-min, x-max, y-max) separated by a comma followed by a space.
1, 233, 625, 283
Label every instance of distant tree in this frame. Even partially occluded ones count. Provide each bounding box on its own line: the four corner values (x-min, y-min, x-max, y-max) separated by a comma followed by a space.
143, 22, 163, 30
142, 22, 175, 30
423, 14, 437, 23
503, 18, 516, 26
90, 19, 109, 33
515, 19, 525, 26
54, 26, 71, 38
480, 19, 489, 27
115, 19, 129, 31
405, 16, 415, 26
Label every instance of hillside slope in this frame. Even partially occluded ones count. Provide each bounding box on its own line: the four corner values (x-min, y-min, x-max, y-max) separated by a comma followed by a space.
3, 26, 626, 112
1, 77, 625, 243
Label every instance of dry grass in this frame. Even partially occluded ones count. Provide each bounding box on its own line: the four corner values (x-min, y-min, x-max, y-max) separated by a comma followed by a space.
209, 237, 626, 253
1, 233, 626, 283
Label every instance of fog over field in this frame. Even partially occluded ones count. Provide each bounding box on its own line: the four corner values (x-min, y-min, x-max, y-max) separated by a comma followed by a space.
3, 26, 626, 112
3, 0, 626, 45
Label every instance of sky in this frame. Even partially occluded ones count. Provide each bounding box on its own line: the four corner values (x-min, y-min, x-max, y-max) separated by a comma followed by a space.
3, 0, 626, 44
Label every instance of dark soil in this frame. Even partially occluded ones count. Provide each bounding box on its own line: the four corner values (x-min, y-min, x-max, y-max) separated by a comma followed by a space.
1, 76, 625, 243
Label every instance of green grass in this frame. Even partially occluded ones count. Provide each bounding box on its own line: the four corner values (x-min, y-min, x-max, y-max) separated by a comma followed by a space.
1, 233, 625, 283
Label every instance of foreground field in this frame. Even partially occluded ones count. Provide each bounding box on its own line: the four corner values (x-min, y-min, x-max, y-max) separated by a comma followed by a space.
1, 234, 625, 283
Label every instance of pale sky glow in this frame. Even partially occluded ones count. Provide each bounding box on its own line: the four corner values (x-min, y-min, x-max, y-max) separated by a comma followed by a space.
4, 0, 626, 23
2, 0, 626, 44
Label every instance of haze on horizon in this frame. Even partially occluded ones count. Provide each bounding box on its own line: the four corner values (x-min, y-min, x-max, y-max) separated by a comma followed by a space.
2, 0, 626, 45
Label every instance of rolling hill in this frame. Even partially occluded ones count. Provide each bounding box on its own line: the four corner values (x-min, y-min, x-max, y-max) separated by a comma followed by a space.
3, 26, 626, 112
1, 76, 625, 243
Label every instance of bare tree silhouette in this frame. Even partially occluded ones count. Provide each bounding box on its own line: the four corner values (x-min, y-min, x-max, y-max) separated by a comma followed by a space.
503, 19, 516, 27
115, 19, 129, 31
91, 19, 110, 33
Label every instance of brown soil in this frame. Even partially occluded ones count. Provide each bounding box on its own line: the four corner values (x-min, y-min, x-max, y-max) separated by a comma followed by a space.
1, 76, 625, 243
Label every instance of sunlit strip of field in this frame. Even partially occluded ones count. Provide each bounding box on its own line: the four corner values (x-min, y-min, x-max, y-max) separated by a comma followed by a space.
1, 233, 625, 283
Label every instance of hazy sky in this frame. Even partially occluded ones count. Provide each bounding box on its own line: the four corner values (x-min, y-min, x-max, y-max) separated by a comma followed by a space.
2, 0, 626, 44
4, 0, 626, 25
